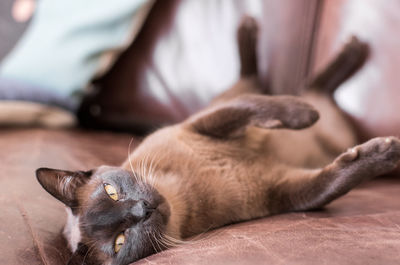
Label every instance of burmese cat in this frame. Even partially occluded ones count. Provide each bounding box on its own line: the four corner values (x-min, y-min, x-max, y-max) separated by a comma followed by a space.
36, 17, 400, 265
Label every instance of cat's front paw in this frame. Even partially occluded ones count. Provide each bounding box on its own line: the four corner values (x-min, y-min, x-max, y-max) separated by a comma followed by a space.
337, 136, 400, 177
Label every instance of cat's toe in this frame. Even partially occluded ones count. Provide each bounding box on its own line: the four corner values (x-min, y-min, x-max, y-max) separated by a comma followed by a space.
358, 136, 400, 161
338, 137, 400, 176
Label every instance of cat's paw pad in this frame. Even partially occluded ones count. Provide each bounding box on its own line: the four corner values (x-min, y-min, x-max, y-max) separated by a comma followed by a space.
339, 136, 400, 174
354, 136, 400, 158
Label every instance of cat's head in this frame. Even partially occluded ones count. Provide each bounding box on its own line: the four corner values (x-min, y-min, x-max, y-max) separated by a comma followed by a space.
36, 166, 170, 265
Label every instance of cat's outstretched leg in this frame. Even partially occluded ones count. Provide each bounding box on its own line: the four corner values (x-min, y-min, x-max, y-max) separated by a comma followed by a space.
309, 36, 369, 94
187, 94, 319, 138
212, 16, 261, 104
270, 137, 400, 213
238, 15, 259, 78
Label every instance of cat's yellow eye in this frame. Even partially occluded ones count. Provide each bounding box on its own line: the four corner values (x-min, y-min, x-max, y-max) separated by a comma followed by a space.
104, 183, 118, 201
114, 233, 125, 253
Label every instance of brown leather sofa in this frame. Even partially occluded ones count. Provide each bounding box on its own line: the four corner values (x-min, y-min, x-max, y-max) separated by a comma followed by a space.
1, 1, 400, 264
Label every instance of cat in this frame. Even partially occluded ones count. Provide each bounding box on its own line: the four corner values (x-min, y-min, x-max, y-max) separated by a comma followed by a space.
36, 17, 400, 265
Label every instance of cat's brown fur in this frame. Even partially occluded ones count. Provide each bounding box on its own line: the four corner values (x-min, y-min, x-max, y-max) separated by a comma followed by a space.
119, 18, 364, 239
36, 17, 400, 265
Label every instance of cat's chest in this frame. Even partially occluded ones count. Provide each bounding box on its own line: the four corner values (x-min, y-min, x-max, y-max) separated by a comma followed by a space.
63, 207, 81, 252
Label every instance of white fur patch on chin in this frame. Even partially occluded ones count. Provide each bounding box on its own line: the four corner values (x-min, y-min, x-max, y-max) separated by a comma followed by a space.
63, 207, 81, 252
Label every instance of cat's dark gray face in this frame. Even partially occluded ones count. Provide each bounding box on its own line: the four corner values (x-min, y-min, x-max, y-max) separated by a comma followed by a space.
36, 166, 171, 265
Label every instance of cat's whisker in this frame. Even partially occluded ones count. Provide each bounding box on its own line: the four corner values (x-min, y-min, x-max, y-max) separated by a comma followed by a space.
81, 240, 97, 265
78, 222, 97, 228
128, 138, 141, 185
129, 138, 150, 190
190, 230, 217, 243
148, 151, 160, 188
152, 232, 164, 250
151, 226, 180, 248
156, 230, 175, 249
142, 153, 150, 187
132, 169, 141, 189
147, 152, 156, 188
144, 153, 152, 187
190, 225, 227, 245
139, 154, 148, 188
162, 234, 186, 246
146, 153, 157, 189
128, 141, 162, 191
146, 229, 161, 253
152, 230, 164, 252
145, 155, 155, 188
154, 228, 171, 251
159, 235, 179, 248
158, 237, 175, 248
140, 154, 148, 187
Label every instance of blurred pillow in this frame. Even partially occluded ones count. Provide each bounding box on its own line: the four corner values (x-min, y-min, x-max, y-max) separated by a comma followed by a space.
0, 0, 154, 112
0, 101, 76, 128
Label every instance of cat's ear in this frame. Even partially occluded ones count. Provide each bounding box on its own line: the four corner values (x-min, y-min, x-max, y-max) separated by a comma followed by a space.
185, 94, 319, 138
36, 168, 93, 207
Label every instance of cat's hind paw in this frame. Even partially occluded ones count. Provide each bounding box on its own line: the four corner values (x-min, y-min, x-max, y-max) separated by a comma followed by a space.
336, 136, 400, 177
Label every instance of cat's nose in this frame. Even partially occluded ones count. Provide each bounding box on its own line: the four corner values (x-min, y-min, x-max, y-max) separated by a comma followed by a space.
130, 199, 153, 221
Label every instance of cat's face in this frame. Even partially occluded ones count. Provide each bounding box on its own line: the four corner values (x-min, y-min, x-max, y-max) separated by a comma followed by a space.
36, 166, 170, 265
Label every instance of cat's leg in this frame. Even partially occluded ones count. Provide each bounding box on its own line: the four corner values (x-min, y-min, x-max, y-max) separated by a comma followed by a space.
269, 137, 400, 213
212, 16, 261, 104
309, 36, 369, 94
298, 37, 369, 157
187, 94, 319, 138
238, 15, 258, 78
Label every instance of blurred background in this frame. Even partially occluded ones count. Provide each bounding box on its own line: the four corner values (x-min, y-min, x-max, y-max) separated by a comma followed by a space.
0, 0, 30, 60
1, 0, 400, 138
